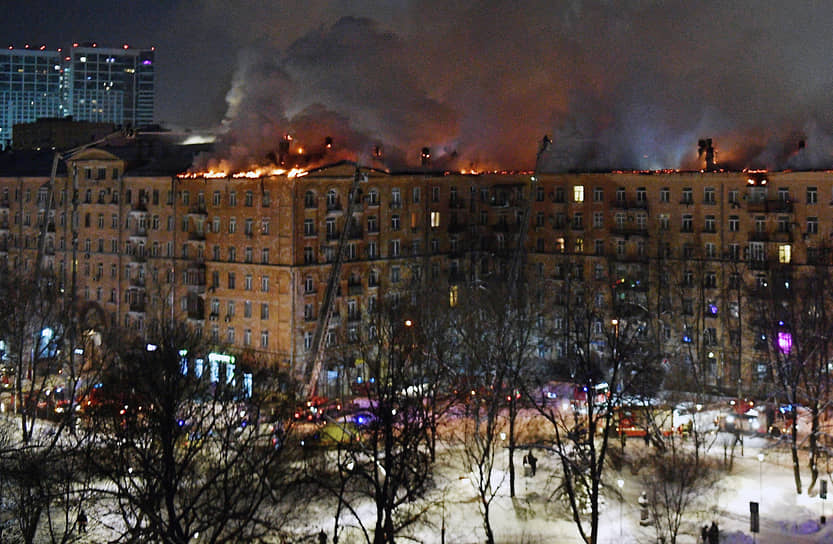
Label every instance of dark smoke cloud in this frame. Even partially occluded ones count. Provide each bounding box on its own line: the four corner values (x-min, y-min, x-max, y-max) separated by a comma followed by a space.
172, 1, 833, 171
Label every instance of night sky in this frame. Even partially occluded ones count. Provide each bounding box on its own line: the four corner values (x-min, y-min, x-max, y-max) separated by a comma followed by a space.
3, 1, 833, 171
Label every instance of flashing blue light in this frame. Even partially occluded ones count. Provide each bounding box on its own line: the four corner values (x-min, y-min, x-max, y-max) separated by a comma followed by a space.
778, 320, 785, 326
177, 419, 185, 427
683, 335, 692, 343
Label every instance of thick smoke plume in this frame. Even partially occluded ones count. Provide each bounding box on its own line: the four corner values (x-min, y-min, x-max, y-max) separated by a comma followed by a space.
188, 1, 833, 172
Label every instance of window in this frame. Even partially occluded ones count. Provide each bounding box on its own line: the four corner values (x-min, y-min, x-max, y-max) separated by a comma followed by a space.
729, 215, 739, 232
367, 215, 378, 232
593, 212, 604, 228
412, 187, 421, 203
807, 186, 818, 204
658, 214, 669, 231
229, 217, 237, 233
778, 187, 790, 201
261, 248, 269, 264
777, 216, 790, 233
572, 212, 583, 230
326, 217, 336, 238
573, 185, 584, 202
262, 218, 270, 234
245, 191, 253, 207
213, 191, 221, 206
391, 266, 401, 283
304, 246, 314, 264
261, 275, 269, 292
305, 276, 315, 293
227, 327, 235, 344
704, 187, 715, 204
593, 187, 603, 202
245, 219, 254, 235
432, 186, 440, 202
305, 191, 316, 208
681, 214, 693, 232
228, 247, 236, 262
615, 187, 626, 202
244, 301, 252, 318
367, 189, 379, 205
304, 219, 315, 236
390, 239, 401, 257
368, 241, 378, 259
554, 187, 565, 202
245, 247, 253, 263
807, 217, 819, 234
391, 214, 401, 230
228, 272, 236, 289
729, 190, 739, 204
728, 243, 740, 261
229, 191, 237, 206
705, 242, 716, 258
636, 187, 647, 202
245, 274, 253, 290
182, 191, 190, 206
660, 187, 670, 202
778, 244, 791, 264
594, 239, 604, 256
704, 215, 715, 232
227, 301, 236, 317
391, 188, 401, 206
615, 212, 626, 229
681, 187, 692, 204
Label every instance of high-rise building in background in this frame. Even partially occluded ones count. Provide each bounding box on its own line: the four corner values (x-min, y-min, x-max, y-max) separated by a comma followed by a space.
64, 44, 154, 129
0, 48, 65, 150
0, 43, 155, 150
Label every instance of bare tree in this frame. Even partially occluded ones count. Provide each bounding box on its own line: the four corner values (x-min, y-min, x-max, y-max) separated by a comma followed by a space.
639, 436, 721, 544
86, 317, 299, 543
533, 258, 662, 544
326, 297, 436, 544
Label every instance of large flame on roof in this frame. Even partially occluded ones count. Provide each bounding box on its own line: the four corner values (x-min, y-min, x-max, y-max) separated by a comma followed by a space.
178, 167, 308, 179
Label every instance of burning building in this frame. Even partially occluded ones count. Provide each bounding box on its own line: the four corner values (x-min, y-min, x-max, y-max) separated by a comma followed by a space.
1, 134, 832, 395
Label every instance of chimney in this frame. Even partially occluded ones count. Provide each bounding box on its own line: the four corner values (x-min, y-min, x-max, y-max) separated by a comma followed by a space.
420, 147, 431, 167
698, 138, 716, 171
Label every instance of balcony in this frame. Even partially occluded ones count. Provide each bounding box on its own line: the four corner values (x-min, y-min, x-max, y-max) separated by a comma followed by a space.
348, 282, 363, 295
610, 226, 649, 238
610, 199, 649, 210
129, 275, 146, 287
348, 227, 363, 240
326, 199, 343, 213
746, 199, 794, 213
188, 204, 207, 216
326, 231, 341, 241
188, 231, 206, 241
131, 252, 147, 263
129, 300, 146, 313
130, 226, 148, 238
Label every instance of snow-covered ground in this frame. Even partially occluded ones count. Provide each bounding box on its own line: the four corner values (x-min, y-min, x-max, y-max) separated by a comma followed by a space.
58, 410, 833, 543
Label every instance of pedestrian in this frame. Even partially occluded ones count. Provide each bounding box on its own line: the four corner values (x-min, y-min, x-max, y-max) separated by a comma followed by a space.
77, 509, 87, 533
700, 525, 708, 543
527, 450, 537, 476
708, 520, 719, 544
318, 528, 327, 544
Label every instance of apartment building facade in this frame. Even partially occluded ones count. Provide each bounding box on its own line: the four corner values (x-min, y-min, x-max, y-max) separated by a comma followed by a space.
1, 148, 830, 394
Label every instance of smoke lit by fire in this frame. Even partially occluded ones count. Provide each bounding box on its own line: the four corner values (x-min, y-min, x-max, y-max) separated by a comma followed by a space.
173, 3, 833, 174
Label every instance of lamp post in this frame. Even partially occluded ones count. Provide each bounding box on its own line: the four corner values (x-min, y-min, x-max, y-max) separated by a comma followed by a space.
757, 452, 765, 503
617, 478, 624, 536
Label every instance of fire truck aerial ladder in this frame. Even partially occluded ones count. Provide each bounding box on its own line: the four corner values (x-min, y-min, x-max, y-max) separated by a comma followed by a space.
507, 135, 551, 288
301, 166, 365, 399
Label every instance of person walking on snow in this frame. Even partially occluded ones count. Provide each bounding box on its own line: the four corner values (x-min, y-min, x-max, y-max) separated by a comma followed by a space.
527, 450, 537, 476
77, 509, 87, 533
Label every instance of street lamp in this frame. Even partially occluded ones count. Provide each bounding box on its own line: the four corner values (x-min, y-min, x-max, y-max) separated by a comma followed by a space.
617, 478, 625, 536
757, 452, 765, 503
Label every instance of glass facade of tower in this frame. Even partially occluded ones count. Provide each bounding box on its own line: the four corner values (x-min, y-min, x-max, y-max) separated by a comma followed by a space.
0, 49, 64, 150
66, 46, 155, 129
0, 44, 155, 150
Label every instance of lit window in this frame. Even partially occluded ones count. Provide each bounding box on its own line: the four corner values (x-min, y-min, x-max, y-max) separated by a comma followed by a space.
449, 285, 458, 307
778, 244, 791, 264
573, 185, 584, 202
430, 211, 440, 228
